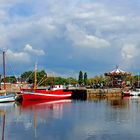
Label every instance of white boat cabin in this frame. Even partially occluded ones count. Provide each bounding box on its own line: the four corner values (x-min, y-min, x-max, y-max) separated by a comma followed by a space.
48, 85, 64, 91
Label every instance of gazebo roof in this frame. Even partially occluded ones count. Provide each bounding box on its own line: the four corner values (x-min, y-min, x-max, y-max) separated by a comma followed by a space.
104, 66, 131, 76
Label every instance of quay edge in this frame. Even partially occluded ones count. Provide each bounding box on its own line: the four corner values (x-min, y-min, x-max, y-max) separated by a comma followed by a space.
70, 88, 123, 100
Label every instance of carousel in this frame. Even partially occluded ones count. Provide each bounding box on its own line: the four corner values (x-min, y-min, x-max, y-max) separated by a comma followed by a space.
104, 66, 131, 87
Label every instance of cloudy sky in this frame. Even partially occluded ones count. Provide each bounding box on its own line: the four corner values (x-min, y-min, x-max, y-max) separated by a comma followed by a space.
0, 0, 140, 77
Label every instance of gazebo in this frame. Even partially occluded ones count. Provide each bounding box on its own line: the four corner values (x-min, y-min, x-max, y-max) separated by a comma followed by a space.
104, 66, 131, 87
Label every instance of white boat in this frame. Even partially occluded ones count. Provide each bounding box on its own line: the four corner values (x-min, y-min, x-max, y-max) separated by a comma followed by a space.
0, 93, 16, 103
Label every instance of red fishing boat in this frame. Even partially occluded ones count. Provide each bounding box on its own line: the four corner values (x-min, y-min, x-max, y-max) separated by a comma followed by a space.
16, 85, 72, 101
16, 64, 72, 101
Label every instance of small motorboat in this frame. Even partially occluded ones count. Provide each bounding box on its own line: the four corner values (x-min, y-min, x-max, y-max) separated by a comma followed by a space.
122, 88, 140, 96
0, 93, 16, 103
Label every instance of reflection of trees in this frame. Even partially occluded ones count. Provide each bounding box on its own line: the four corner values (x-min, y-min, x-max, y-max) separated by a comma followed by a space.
108, 98, 129, 109
104, 98, 129, 123
104, 97, 140, 124
87, 97, 129, 109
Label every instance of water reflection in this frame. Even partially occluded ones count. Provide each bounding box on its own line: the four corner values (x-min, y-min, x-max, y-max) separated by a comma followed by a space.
0, 108, 5, 140
19, 99, 72, 119
86, 97, 140, 140
0, 102, 16, 140
1, 97, 140, 140
0, 100, 72, 140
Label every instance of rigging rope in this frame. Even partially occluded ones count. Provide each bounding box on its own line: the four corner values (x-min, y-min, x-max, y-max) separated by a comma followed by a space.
36, 75, 45, 87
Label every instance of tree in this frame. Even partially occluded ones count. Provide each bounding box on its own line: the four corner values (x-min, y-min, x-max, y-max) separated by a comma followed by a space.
67, 77, 77, 85
20, 70, 47, 86
21, 71, 34, 83
37, 70, 47, 86
84, 72, 87, 85
78, 71, 83, 85
1, 76, 17, 83
46, 77, 54, 85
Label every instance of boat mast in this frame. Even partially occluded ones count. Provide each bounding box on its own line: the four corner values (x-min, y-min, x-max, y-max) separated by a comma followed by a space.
3, 50, 6, 90
44, 74, 47, 86
34, 63, 37, 90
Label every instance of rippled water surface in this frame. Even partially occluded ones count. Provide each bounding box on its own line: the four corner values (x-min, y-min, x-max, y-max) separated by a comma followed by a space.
0, 97, 140, 140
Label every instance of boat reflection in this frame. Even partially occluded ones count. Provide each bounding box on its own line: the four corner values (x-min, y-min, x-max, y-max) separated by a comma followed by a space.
20, 99, 71, 107
0, 102, 17, 140
16, 99, 72, 138
0, 100, 72, 140
0, 109, 5, 140
123, 96, 140, 100
18, 99, 72, 120
18, 99, 72, 111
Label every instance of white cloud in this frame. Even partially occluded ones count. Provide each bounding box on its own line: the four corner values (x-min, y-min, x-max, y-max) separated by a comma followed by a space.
1, 0, 140, 75
6, 49, 30, 63
0, 10, 7, 21
121, 44, 137, 60
121, 44, 140, 69
24, 44, 45, 56
66, 24, 110, 48
78, 35, 110, 48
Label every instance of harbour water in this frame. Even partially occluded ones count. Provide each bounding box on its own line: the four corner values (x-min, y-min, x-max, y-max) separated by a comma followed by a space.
0, 97, 140, 140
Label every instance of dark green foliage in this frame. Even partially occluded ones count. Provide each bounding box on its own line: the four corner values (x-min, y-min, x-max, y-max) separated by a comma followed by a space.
37, 70, 47, 86
46, 77, 77, 85
20, 70, 47, 85
46, 77, 55, 85
21, 71, 33, 83
54, 77, 67, 85
78, 71, 83, 85
84, 72, 87, 85
1, 76, 17, 83
67, 77, 77, 85
20, 70, 78, 86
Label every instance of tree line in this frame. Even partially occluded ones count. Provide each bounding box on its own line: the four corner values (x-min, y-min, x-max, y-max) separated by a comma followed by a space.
0, 70, 140, 87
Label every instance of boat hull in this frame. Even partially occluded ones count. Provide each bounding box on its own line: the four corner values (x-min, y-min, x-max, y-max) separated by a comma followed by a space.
0, 94, 15, 103
123, 90, 140, 96
16, 90, 72, 101
122, 91, 131, 96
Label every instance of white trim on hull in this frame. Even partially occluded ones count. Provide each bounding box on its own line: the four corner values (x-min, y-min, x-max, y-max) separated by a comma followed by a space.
0, 97, 15, 103
22, 91, 72, 97
0, 94, 16, 103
